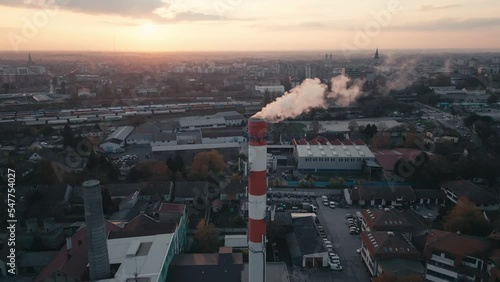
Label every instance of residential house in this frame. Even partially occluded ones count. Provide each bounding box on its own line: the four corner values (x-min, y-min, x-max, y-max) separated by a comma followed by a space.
347, 184, 416, 206
360, 209, 414, 240
441, 180, 500, 211
423, 229, 500, 282
360, 231, 423, 278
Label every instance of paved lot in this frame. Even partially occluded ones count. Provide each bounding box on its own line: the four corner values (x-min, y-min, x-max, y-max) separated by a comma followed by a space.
313, 197, 371, 282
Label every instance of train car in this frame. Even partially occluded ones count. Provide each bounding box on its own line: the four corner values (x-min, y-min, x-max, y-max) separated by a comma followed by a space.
88, 117, 103, 123
135, 110, 152, 116
104, 115, 122, 121
170, 109, 186, 113
23, 120, 46, 126
152, 110, 170, 115
47, 119, 68, 125
69, 118, 88, 123
122, 111, 137, 116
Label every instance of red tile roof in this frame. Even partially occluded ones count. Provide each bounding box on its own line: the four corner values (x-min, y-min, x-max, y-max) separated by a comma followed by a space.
353, 185, 416, 202
342, 139, 353, 145
158, 203, 186, 214
309, 139, 320, 145
330, 139, 342, 145
361, 209, 413, 231
361, 231, 421, 260
35, 221, 122, 282
441, 180, 500, 205
353, 139, 366, 146
424, 229, 493, 262
373, 149, 433, 171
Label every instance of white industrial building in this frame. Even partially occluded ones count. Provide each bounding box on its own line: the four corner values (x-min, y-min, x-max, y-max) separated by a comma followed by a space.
100, 126, 134, 153
293, 139, 376, 173
178, 116, 227, 131
98, 234, 173, 282
255, 85, 285, 95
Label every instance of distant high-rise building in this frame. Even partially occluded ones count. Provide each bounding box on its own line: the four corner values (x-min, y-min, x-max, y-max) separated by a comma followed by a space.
28, 53, 34, 65
374, 48, 379, 60
325, 53, 328, 60
329, 53, 333, 61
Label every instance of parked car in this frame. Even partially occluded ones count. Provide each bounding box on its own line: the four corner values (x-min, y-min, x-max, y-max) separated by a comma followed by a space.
345, 214, 353, 219
325, 243, 333, 250
329, 262, 343, 271
356, 248, 362, 254
329, 252, 340, 260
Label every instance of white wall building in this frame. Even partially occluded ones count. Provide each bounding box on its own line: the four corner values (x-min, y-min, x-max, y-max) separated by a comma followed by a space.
100, 126, 134, 153
255, 85, 285, 95
293, 139, 375, 172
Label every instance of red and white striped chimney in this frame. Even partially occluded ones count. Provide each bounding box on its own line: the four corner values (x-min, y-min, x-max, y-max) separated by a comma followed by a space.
248, 118, 267, 282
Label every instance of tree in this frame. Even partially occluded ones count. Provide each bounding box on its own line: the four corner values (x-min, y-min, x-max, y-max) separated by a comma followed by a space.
60, 81, 66, 94
348, 121, 359, 133
2, 83, 10, 94
487, 94, 499, 105
443, 197, 493, 237
371, 133, 390, 149
136, 161, 153, 179
40, 125, 54, 136
310, 121, 321, 134
152, 161, 169, 177
194, 219, 221, 253
62, 125, 76, 148
190, 150, 226, 178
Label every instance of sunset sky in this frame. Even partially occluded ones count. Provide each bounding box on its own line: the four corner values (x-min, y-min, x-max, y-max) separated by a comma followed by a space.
1, 0, 499, 52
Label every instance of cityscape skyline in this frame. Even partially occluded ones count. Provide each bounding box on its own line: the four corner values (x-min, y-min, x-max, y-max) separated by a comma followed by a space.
1, 0, 500, 52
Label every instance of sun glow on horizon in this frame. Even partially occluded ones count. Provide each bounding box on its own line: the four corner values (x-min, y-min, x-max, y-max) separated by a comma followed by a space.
140, 22, 158, 37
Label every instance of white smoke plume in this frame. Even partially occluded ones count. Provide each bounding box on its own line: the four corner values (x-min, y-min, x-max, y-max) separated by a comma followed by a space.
253, 75, 363, 122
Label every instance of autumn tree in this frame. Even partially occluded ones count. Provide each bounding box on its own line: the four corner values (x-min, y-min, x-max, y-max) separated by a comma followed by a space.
194, 219, 221, 253
443, 197, 493, 237
190, 150, 226, 178
371, 133, 391, 149
152, 161, 169, 177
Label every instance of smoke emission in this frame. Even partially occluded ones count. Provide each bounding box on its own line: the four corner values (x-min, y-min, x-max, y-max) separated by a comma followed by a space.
253, 75, 363, 122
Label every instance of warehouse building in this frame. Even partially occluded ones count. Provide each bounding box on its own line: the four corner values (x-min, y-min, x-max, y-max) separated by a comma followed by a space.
99, 126, 134, 153
293, 138, 376, 173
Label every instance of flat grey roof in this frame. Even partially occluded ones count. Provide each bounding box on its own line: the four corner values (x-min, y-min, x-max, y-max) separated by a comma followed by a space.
151, 143, 240, 152
106, 126, 135, 141
295, 144, 375, 158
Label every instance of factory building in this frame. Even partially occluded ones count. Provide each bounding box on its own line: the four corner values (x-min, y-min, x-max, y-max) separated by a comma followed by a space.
99, 126, 134, 153
292, 138, 376, 173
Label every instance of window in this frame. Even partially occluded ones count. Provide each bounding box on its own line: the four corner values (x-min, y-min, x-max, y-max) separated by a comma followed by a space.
463, 256, 476, 264
426, 269, 455, 281
444, 253, 455, 261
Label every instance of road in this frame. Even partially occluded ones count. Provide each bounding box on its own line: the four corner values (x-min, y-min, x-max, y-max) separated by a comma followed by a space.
313, 197, 371, 282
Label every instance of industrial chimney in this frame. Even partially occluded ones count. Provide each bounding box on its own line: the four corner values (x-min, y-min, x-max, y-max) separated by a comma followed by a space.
248, 118, 267, 282
82, 179, 111, 280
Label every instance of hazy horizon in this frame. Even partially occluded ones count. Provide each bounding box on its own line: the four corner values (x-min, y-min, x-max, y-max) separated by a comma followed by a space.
1, 0, 500, 52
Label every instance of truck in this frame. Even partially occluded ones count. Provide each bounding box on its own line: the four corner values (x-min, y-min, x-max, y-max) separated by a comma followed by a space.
302, 203, 317, 212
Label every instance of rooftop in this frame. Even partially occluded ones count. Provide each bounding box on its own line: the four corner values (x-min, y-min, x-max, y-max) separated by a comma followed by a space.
35, 221, 123, 282
151, 142, 240, 152
291, 216, 327, 256
361, 209, 414, 232
373, 149, 434, 171
361, 231, 421, 260
294, 139, 375, 159
424, 229, 493, 261
103, 234, 173, 282
441, 180, 500, 205
106, 126, 135, 142
351, 185, 416, 202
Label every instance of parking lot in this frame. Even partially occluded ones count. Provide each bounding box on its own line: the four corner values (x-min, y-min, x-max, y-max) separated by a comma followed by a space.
312, 197, 371, 282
